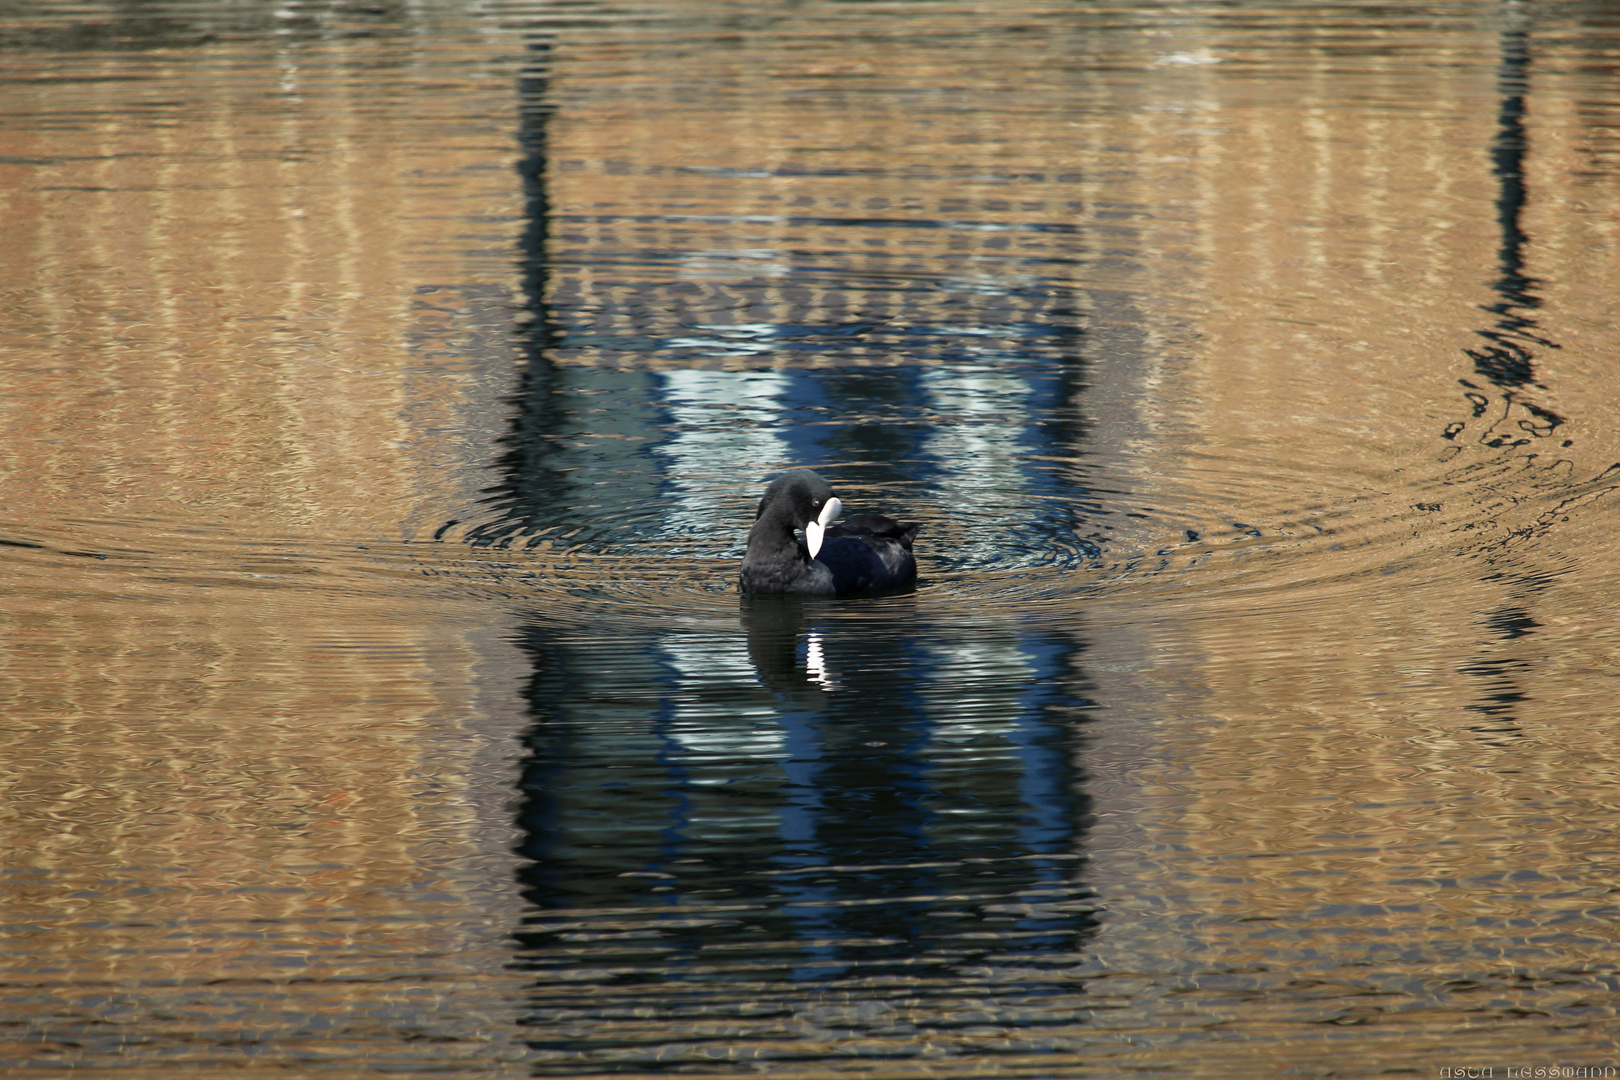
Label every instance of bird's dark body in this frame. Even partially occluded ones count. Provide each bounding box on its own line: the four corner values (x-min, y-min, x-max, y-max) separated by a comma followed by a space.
812, 517, 920, 593
738, 471, 919, 596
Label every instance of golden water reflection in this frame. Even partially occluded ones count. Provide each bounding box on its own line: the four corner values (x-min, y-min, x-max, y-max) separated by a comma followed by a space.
2, 1, 1619, 1076
0, 7, 536, 1071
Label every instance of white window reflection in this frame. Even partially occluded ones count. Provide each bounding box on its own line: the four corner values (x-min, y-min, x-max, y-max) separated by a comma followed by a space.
659, 633, 787, 759
656, 369, 792, 543
920, 367, 1035, 563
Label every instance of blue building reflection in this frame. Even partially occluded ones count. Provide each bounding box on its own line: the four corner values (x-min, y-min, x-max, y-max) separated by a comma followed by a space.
489, 33, 1103, 1028
511, 607, 1098, 985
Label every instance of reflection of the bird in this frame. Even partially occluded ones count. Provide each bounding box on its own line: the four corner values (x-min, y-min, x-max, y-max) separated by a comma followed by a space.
510, 607, 1100, 985
741, 595, 834, 705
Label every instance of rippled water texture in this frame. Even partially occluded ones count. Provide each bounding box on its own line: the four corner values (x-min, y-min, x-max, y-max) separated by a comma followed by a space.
5, 1, 1620, 1075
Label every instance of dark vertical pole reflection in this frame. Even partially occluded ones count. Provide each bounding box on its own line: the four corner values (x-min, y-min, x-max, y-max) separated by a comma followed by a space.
452, 38, 569, 548
1453, 6, 1563, 751
1449, 9, 1564, 449
1459, 607, 1536, 747
1033, 307, 1104, 564
1475, 22, 1535, 390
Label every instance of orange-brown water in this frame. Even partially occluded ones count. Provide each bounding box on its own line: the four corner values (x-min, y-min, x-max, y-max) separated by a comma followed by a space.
3, 2, 1619, 1076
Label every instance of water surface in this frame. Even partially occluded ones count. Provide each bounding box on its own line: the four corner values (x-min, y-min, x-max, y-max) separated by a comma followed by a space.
4, 1, 1620, 1076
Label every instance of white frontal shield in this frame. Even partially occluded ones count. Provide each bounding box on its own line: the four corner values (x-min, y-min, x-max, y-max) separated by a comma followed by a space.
804, 497, 842, 559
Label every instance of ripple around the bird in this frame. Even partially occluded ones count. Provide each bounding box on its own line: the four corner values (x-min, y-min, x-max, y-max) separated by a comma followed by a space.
3, 442, 1607, 640
409, 445, 1620, 633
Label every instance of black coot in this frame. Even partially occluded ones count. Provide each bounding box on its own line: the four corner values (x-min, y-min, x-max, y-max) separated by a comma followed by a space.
739, 469, 919, 595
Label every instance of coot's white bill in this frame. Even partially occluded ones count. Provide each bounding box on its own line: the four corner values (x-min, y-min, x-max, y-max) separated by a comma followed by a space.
804, 496, 842, 558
